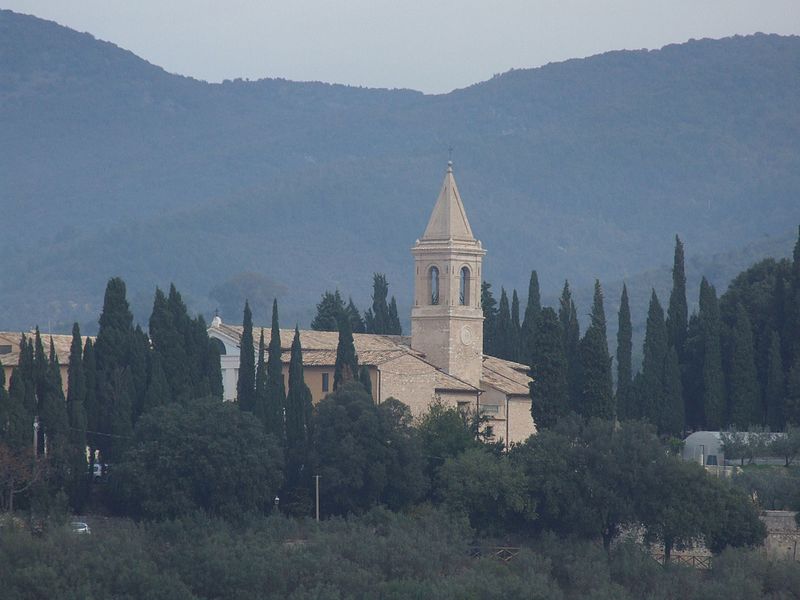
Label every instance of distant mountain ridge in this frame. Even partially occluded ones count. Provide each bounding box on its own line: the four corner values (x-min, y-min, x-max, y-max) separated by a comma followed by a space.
1, 9, 799, 334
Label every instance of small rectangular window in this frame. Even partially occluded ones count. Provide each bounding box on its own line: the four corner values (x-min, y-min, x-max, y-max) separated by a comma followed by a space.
322, 373, 329, 393
706, 455, 718, 466
481, 404, 500, 415
0, 344, 12, 355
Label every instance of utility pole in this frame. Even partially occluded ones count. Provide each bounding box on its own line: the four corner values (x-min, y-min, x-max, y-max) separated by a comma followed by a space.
314, 475, 321, 522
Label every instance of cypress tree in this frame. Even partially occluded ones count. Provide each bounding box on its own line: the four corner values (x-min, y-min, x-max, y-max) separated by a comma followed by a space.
311, 290, 346, 331
787, 226, 800, 365
662, 346, 685, 436
6, 336, 35, 451
521, 270, 542, 366
683, 313, 704, 430
481, 282, 498, 357
727, 303, 760, 429
358, 365, 373, 398
39, 336, 68, 442
388, 297, 402, 335
365, 273, 390, 334
0, 360, 8, 438
129, 324, 149, 421
616, 284, 633, 420
786, 356, 800, 426
578, 280, 614, 420
66, 324, 87, 446
94, 277, 136, 461
284, 327, 314, 510
265, 300, 286, 441
495, 288, 513, 360
82, 338, 98, 462
511, 290, 522, 363
143, 350, 169, 414
32, 327, 47, 420
346, 298, 366, 334
237, 300, 256, 412
699, 278, 725, 430
666, 235, 689, 360
559, 281, 581, 411
254, 329, 268, 425
641, 290, 667, 426
334, 312, 359, 391
529, 307, 568, 429
203, 330, 224, 400
765, 331, 785, 431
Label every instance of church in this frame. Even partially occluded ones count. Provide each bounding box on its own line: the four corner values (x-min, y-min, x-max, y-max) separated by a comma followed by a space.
208, 163, 536, 447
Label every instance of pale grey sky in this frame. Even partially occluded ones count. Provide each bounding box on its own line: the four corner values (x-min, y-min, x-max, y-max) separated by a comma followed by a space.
4, 0, 800, 93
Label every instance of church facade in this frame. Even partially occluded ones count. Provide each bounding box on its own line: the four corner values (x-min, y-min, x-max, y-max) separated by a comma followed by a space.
208, 164, 535, 447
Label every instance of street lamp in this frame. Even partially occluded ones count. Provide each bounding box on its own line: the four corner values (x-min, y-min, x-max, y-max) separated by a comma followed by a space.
274, 495, 280, 511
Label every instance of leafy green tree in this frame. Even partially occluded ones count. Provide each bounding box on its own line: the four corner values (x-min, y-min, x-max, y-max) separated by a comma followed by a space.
521, 270, 542, 366
333, 314, 358, 391
703, 479, 766, 554
767, 425, 800, 466
284, 327, 314, 512
666, 235, 688, 361
416, 400, 480, 485
765, 331, 785, 430
377, 398, 427, 510
481, 281, 498, 357
236, 300, 256, 412
437, 447, 534, 534
529, 307, 568, 429
265, 300, 286, 442
616, 284, 633, 420
727, 304, 761, 428
311, 383, 389, 515
558, 281, 581, 411
699, 278, 725, 429
578, 281, 614, 420
311, 290, 346, 332
111, 397, 283, 519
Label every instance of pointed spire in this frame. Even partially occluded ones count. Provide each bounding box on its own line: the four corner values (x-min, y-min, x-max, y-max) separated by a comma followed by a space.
421, 162, 476, 242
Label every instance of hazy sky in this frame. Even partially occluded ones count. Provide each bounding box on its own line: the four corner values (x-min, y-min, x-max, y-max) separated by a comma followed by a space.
5, 1, 800, 93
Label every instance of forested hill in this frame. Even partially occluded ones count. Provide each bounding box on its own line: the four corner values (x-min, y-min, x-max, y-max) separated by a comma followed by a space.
2, 9, 799, 332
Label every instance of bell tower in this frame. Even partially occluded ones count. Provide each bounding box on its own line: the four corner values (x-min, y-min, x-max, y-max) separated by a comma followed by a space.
411, 162, 486, 386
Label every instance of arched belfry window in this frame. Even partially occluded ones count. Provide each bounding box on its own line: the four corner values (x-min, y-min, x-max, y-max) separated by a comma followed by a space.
459, 266, 470, 305
429, 266, 440, 305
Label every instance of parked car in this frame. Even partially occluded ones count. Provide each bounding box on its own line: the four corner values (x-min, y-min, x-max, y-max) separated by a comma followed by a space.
70, 521, 91, 534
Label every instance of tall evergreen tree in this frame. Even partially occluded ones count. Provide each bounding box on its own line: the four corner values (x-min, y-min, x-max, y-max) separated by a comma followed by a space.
641, 290, 668, 427
129, 325, 149, 421
666, 235, 689, 361
616, 284, 633, 420
559, 281, 581, 411
521, 271, 542, 366
311, 290, 346, 331
787, 226, 800, 366
786, 356, 800, 426
38, 336, 69, 449
388, 297, 402, 335
94, 277, 136, 461
358, 365, 373, 398
765, 331, 785, 431
66, 324, 87, 446
254, 329, 268, 425
661, 346, 685, 436
511, 290, 522, 363
237, 301, 256, 413
5, 336, 35, 451
727, 303, 760, 428
481, 282, 498, 357
699, 278, 725, 430
529, 307, 569, 429
284, 327, 314, 509
82, 338, 98, 463
143, 350, 169, 414
0, 360, 8, 439
495, 288, 514, 360
683, 313, 705, 430
578, 280, 614, 420
346, 298, 366, 334
265, 300, 286, 441
365, 273, 391, 334
334, 312, 359, 391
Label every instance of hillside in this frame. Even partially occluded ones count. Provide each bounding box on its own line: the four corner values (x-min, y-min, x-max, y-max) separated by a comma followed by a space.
1, 9, 799, 333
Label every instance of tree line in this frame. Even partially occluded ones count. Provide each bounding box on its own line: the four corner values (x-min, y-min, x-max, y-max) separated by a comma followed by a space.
484, 227, 800, 437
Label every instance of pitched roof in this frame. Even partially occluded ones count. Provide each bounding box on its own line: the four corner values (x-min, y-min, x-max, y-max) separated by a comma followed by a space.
420, 162, 476, 242
0, 331, 92, 367
481, 355, 531, 396
210, 322, 479, 393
